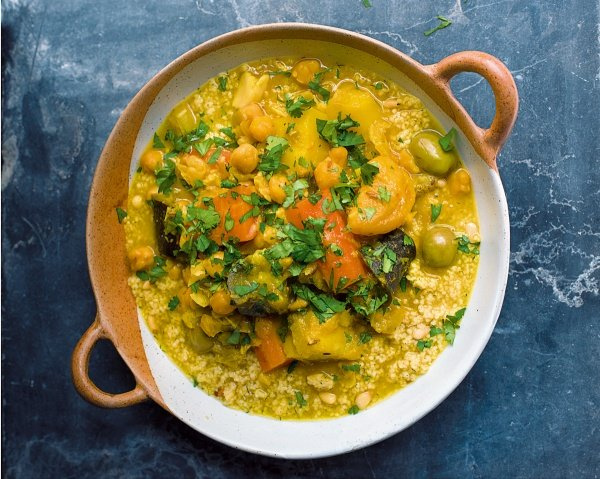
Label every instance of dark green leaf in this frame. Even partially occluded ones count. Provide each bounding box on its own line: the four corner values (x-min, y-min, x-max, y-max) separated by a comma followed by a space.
168, 296, 180, 311
217, 76, 228, 91
439, 127, 457, 152
431, 204, 442, 222
424, 16, 452, 36
115, 207, 127, 223
152, 133, 165, 149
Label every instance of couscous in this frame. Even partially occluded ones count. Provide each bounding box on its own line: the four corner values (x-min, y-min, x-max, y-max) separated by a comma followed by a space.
121, 57, 480, 419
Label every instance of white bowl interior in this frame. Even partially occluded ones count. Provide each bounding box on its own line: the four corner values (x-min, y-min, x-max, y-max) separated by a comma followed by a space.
131, 38, 509, 459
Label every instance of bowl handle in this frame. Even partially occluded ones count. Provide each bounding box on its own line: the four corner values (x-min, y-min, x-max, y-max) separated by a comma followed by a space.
71, 316, 148, 408
427, 51, 518, 169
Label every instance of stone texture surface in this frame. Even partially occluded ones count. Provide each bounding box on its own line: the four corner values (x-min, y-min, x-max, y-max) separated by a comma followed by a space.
2, 0, 599, 477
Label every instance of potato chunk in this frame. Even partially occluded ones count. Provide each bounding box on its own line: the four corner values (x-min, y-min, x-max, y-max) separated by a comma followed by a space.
232, 72, 269, 109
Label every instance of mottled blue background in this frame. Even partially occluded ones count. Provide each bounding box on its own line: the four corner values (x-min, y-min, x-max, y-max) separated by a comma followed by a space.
2, 0, 599, 477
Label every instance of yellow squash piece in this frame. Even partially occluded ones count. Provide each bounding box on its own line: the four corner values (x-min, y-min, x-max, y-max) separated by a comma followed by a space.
285, 310, 362, 361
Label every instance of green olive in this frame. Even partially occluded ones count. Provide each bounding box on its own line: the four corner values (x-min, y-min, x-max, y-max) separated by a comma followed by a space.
186, 324, 213, 354
409, 131, 457, 177
422, 226, 456, 268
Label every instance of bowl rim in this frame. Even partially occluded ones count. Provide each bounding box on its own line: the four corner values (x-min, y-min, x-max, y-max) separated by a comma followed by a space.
73, 22, 517, 458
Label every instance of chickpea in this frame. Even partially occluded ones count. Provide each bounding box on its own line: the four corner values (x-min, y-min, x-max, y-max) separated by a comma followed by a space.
249, 115, 275, 142
448, 168, 472, 195
140, 149, 163, 172
329, 147, 348, 167
355, 391, 372, 409
209, 289, 236, 315
131, 195, 144, 209
314, 158, 341, 190
268, 174, 289, 204
230, 144, 259, 173
291, 59, 321, 85
128, 246, 154, 271
205, 251, 225, 277
234, 102, 263, 125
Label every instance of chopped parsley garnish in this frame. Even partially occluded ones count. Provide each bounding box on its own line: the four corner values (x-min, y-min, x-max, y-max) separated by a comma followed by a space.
361, 0, 372, 7
417, 339, 432, 351
431, 307, 466, 345
378, 186, 391, 203
207, 146, 223, 165
286, 122, 296, 134
295, 391, 308, 407
136, 256, 167, 284
268, 70, 292, 77
360, 162, 380, 185
307, 71, 331, 102
457, 235, 480, 255
227, 330, 241, 345
403, 234, 414, 246
291, 284, 346, 323
265, 219, 326, 266
359, 332, 372, 344
316, 114, 365, 148
439, 127, 457, 152
424, 15, 452, 36
167, 295, 180, 311
221, 178, 238, 188
285, 95, 316, 118
374, 81, 384, 90
155, 158, 177, 194
167, 121, 210, 153
152, 133, 165, 149
282, 178, 309, 208
348, 405, 360, 415
258, 136, 289, 175
342, 363, 361, 373
217, 76, 228, 91
224, 211, 234, 232
115, 207, 127, 223
232, 282, 259, 296
431, 204, 442, 222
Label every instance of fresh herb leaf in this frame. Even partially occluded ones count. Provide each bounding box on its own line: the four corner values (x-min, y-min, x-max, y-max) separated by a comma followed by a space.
207, 146, 223, 165
348, 405, 360, 415
442, 307, 466, 345
168, 296, 180, 311
373, 81, 383, 89
378, 186, 391, 203
316, 114, 365, 148
295, 391, 308, 407
360, 162, 380, 185
439, 127, 457, 152
115, 207, 127, 223
424, 15, 452, 36
232, 282, 259, 296
135, 256, 167, 284
359, 332, 372, 344
258, 136, 289, 175
152, 133, 165, 149
417, 339, 432, 351
431, 204, 442, 222
227, 330, 241, 345
156, 158, 177, 194
291, 284, 346, 323
224, 211, 234, 232
307, 71, 331, 102
268, 70, 292, 77
457, 235, 480, 255
285, 95, 316, 118
341, 363, 361, 373
217, 76, 228, 91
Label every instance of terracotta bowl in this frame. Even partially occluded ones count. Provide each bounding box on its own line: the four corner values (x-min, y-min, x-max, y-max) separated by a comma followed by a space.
72, 23, 518, 458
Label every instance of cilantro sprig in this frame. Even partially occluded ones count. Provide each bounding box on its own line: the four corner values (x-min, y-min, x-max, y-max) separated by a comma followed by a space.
285, 95, 315, 118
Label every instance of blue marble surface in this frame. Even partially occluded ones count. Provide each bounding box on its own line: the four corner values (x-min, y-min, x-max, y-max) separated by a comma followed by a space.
2, 0, 599, 477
